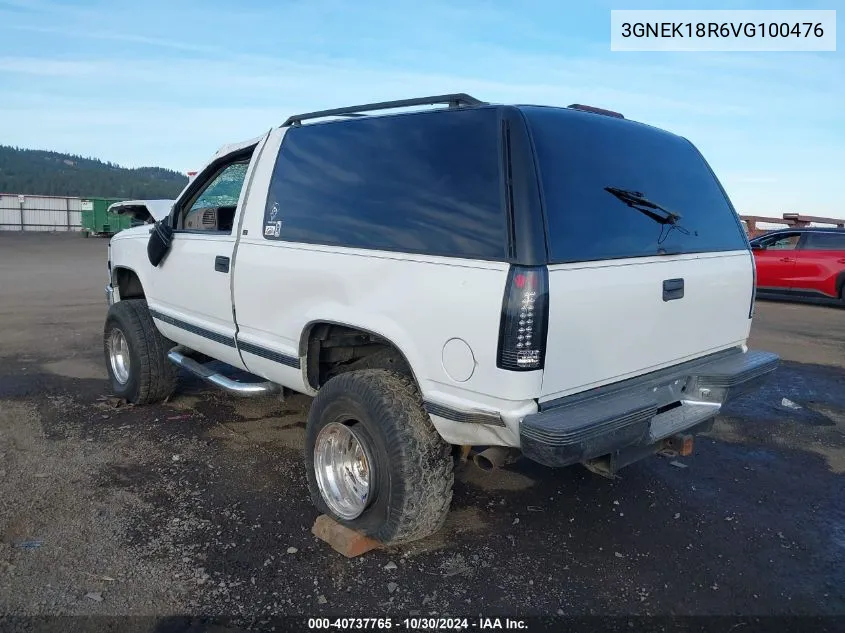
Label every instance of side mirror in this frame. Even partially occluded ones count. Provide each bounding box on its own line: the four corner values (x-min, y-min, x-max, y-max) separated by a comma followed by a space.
147, 220, 174, 267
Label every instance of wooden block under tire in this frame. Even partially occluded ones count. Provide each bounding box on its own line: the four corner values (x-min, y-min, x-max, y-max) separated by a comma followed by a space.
311, 514, 383, 558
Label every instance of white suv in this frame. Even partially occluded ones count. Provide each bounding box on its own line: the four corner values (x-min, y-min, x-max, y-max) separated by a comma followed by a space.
103, 94, 779, 544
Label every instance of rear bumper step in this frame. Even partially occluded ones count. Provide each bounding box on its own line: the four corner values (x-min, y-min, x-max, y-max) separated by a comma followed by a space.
520, 348, 779, 469
167, 348, 280, 397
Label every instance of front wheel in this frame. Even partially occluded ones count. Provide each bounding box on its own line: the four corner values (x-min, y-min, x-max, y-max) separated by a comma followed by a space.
103, 299, 177, 404
304, 369, 454, 545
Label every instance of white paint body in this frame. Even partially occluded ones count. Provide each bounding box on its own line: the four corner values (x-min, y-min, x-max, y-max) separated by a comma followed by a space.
108, 127, 754, 448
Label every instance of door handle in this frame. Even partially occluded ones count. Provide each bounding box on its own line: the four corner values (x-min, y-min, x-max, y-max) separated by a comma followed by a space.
838, 258, 845, 264
214, 255, 230, 273
779, 257, 795, 263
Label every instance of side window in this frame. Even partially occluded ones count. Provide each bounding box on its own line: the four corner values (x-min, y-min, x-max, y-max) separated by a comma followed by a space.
764, 233, 801, 250
804, 232, 845, 250
262, 108, 507, 260
181, 161, 249, 233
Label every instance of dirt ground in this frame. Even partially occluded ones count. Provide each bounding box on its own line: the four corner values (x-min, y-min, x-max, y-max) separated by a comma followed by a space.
0, 233, 843, 631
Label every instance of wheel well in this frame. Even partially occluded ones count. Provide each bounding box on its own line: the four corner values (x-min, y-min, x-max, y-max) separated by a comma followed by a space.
837, 271, 845, 299
114, 268, 145, 300
303, 323, 416, 391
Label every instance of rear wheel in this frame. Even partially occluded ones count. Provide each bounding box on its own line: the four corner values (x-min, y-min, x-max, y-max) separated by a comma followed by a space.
103, 299, 177, 404
305, 369, 454, 545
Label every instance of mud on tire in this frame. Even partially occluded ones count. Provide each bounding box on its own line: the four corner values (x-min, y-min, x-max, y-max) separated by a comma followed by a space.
103, 299, 177, 405
304, 369, 454, 545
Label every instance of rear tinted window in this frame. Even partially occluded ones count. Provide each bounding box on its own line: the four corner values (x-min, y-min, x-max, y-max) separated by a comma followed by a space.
804, 232, 845, 250
522, 107, 747, 263
263, 107, 507, 259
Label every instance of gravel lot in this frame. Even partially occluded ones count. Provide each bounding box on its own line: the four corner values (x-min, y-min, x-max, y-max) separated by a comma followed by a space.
0, 233, 843, 630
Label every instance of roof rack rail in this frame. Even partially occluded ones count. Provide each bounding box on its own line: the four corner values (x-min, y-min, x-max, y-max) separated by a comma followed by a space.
282, 93, 486, 127
567, 104, 625, 119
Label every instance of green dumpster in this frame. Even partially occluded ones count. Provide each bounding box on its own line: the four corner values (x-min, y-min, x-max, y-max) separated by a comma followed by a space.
80, 197, 134, 237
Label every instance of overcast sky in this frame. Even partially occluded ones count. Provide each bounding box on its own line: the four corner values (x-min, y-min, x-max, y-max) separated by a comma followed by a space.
0, 0, 842, 219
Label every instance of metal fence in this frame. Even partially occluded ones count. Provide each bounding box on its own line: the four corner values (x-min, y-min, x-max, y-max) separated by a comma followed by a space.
0, 194, 87, 232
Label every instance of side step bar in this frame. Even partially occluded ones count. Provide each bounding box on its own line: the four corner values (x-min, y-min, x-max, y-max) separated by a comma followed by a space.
167, 348, 280, 397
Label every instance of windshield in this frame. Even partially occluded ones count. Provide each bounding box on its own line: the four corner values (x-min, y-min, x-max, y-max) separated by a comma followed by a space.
522, 107, 748, 263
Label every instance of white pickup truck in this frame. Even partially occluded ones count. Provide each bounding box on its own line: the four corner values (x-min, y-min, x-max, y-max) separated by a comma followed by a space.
104, 94, 779, 544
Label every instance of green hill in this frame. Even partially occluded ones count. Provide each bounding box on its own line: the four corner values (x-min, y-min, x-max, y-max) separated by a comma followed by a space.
0, 145, 188, 199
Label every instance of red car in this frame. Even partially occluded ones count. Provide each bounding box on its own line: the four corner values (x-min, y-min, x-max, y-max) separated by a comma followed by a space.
750, 227, 845, 304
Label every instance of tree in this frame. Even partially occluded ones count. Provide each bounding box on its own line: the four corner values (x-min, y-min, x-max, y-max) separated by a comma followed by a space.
0, 146, 188, 199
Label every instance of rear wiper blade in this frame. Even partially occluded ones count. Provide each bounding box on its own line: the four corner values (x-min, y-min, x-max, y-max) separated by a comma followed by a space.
604, 187, 682, 225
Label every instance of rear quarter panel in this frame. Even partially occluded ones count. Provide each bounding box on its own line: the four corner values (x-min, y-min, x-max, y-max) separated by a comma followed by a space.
230, 129, 543, 414
232, 240, 544, 411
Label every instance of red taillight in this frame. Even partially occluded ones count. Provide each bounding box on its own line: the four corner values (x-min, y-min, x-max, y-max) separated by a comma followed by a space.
497, 266, 549, 371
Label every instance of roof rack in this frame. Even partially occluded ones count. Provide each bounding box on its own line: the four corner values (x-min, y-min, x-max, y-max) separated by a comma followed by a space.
567, 104, 625, 119
282, 93, 486, 127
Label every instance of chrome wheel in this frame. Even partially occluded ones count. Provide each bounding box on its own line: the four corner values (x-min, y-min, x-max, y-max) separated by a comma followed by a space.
107, 328, 131, 385
313, 422, 372, 520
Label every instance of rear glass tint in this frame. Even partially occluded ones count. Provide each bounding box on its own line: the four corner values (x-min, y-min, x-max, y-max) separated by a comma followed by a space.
263, 107, 507, 260
522, 107, 748, 263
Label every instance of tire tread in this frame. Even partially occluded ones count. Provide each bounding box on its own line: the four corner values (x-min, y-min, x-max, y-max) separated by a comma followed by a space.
104, 299, 177, 404
306, 369, 453, 544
